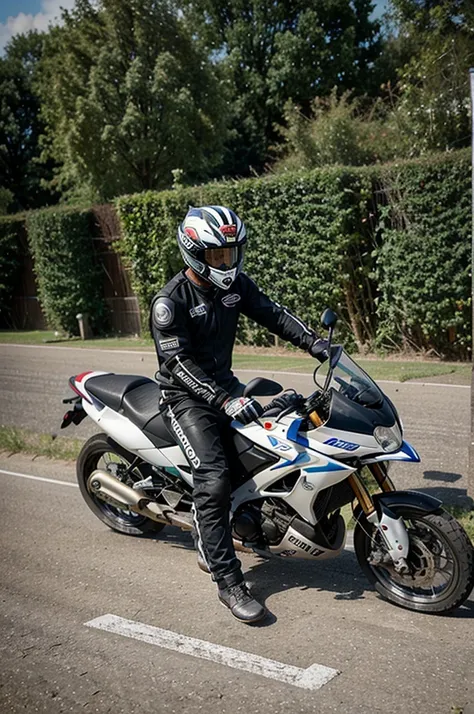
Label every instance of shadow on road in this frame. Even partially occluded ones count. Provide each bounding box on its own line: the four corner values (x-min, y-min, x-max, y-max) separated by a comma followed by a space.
158, 526, 474, 621
418, 483, 473, 509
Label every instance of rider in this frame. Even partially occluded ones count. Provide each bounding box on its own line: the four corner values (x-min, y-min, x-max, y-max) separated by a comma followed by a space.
150, 205, 328, 623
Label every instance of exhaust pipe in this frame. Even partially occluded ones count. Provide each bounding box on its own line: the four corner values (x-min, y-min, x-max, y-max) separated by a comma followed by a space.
88, 469, 252, 552
88, 469, 172, 524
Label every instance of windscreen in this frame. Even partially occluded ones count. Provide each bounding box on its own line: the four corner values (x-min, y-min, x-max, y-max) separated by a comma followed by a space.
316, 348, 384, 407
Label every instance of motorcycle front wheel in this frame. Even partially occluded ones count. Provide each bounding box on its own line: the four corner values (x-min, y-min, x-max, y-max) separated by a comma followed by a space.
354, 508, 474, 613
77, 433, 166, 536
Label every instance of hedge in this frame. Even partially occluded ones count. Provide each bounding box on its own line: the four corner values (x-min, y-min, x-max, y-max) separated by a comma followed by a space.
26, 207, 106, 335
0, 215, 25, 327
374, 152, 471, 357
116, 149, 471, 357
115, 168, 373, 349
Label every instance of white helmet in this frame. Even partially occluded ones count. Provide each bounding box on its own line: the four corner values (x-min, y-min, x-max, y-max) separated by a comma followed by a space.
177, 205, 247, 290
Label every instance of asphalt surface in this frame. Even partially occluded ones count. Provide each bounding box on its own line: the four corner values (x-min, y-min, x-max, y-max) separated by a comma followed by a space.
0, 453, 473, 714
0, 344, 473, 713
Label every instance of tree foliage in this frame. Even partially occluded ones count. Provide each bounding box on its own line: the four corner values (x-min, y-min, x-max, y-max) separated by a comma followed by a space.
37, 0, 228, 202
0, 32, 57, 212
183, 0, 382, 175
385, 0, 474, 154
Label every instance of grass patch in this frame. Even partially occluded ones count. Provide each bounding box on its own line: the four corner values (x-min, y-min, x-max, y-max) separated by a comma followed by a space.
0, 426, 82, 461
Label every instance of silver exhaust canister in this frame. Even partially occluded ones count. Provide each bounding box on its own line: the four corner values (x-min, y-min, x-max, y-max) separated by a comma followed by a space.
87, 469, 171, 524
88, 469, 254, 552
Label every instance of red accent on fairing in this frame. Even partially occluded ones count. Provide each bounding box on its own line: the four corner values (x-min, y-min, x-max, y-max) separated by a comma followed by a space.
220, 224, 237, 237
184, 227, 199, 241
264, 422, 273, 430
76, 371, 93, 382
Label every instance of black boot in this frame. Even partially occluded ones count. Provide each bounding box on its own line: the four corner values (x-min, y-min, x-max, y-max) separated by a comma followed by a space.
218, 576, 266, 624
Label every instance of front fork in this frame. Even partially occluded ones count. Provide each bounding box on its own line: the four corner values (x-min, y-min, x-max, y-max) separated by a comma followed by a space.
349, 463, 410, 572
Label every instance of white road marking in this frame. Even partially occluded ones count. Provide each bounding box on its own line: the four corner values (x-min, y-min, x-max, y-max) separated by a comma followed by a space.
85, 613, 339, 690
0, 344, 468, 389
0, 468, 78, 488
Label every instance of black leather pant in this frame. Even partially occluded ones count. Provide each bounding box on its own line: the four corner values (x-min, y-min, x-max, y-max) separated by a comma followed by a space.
161, 393, 244, 585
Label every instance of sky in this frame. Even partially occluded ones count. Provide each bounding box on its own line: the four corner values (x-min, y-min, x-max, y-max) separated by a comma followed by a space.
0, 0, 390, 54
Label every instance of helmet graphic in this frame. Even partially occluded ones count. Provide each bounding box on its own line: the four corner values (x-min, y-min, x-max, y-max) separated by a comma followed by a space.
177, 205, 246, 290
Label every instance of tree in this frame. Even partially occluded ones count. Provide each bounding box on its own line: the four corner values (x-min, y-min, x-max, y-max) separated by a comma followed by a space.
182, 0, 382, 175
0, 32, 57, 212
387, 0, 474, 154
38, 0, 228, 202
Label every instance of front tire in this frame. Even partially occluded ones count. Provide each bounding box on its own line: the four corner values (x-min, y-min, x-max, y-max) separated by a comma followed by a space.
77, 433, 166, 536
354, 508, 474, 613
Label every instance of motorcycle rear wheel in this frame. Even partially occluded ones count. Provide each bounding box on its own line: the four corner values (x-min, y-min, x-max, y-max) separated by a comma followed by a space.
77, 432, 166, 536
354, 508, 474, 613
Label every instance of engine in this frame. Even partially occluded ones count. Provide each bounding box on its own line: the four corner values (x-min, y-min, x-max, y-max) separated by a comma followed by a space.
231, 499, 294, 546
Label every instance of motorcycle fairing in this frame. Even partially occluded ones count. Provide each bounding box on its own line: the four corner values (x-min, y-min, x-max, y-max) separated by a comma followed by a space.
230, 418, 356, 524
362, 441, 421, 464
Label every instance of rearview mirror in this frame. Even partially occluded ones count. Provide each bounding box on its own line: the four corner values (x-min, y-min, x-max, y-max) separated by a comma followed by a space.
321, 308, 338, 330
243, 377, 283, 398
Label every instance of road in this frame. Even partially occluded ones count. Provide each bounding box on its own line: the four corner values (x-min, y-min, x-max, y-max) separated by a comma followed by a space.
0, 343, 470, 500
0, 452, 473, 714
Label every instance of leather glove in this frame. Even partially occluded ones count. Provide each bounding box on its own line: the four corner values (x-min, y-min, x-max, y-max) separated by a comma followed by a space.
223, 396, 264, 425
309, 338, 330, 362
263, 391, 303, 414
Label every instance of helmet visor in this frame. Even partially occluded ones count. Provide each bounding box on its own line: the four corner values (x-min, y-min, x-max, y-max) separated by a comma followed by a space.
204, 246, 242, 271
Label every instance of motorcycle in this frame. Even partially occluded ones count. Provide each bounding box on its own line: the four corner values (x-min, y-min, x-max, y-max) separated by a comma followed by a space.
62, 309, 474, 614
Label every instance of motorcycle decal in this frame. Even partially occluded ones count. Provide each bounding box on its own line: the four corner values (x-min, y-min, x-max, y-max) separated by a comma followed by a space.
267, 435, 292, 451
304, 462, 349, 473
270, 451, 311, 470
368, 440, 421, 463
159, 337, 180, 351
221, 293, 241, 307
189, 303, 207, 318
287, 534, 324, 557
324, 438, 359, 452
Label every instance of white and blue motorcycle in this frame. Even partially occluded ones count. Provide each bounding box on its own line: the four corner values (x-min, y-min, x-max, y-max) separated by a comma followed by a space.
63, 310, 474, 614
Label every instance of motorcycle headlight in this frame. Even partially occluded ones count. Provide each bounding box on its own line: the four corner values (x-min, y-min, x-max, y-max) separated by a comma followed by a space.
374, 424, 402, 453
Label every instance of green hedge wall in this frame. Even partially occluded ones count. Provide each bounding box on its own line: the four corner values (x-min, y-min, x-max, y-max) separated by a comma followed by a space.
116, 169, 373, 349
116, 149, 471, 357
374, 152, 471, 357
0, 214, 25, 326
26, 208, 106, 335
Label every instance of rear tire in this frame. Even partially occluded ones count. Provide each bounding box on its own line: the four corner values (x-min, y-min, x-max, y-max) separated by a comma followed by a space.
77, 433, 166, 536
354, 508, 474, 613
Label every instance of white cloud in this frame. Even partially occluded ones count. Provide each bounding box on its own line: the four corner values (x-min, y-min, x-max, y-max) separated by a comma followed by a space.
0, 0, 77, 54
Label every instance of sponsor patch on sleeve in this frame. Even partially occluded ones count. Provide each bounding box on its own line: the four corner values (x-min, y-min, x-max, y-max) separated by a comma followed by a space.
152, 297, 175, 329
159, 337, 180, 352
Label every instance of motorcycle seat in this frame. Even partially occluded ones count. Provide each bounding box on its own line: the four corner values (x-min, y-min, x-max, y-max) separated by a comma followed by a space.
86, 374, 151, 412
122, 382, 175, 448
86, 373, 175, 448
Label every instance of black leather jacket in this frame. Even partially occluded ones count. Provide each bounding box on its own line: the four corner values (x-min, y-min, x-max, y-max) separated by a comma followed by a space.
150, 270, 319, 407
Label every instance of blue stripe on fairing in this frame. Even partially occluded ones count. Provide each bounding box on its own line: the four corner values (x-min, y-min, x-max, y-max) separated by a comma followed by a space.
287, 418, 310, 448
270, 451, 311, 470
400, 441, 421, 462
304, 462, 349, 473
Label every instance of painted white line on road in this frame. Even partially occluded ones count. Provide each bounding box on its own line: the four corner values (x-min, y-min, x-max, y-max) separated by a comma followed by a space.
85, 613, 339, 690
0, 468, 78, 488
1, 344, 469, 389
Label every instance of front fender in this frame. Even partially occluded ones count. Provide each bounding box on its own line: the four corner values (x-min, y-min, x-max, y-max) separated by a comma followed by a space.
373, 490, 443, 517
